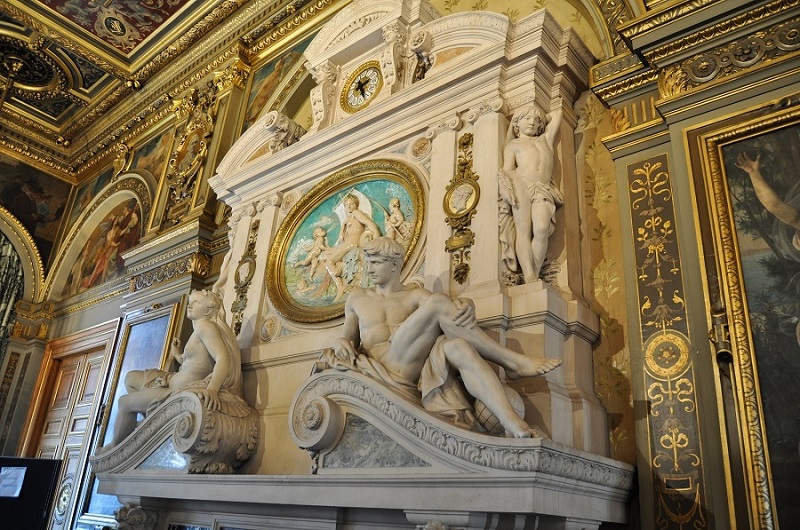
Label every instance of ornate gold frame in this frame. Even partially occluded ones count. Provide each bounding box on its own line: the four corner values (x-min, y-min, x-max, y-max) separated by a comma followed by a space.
696, 103, 800, 530
267, 159, 425, 323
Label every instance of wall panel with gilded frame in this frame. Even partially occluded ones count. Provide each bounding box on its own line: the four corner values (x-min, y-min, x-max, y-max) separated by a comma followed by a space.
695, 102, 800, 529
73, 298, 185, 530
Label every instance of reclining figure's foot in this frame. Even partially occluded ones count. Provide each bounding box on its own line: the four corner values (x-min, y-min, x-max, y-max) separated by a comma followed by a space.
504, 420, 546, 439
507, 357, 562, 380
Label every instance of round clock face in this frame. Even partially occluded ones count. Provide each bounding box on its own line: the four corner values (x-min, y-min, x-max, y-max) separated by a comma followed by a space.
341, 62, 383, 113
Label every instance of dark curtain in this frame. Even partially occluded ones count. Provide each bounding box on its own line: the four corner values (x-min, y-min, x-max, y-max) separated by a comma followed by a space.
0, 231, 24, 366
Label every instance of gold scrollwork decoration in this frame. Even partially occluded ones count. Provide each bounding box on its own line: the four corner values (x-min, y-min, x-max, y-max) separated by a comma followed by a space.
444, 133, 480, 284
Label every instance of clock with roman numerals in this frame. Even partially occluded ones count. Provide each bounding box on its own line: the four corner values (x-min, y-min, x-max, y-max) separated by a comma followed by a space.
341, 61, 383, 113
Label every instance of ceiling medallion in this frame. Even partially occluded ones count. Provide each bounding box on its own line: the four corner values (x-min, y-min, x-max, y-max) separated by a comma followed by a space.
0, 36, 63, 96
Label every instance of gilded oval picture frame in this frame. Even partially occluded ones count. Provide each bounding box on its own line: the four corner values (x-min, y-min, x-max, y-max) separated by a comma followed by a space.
268, 159, 425, 323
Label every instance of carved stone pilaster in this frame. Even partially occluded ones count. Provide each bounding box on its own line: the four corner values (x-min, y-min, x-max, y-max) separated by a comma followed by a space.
307, 60, 338, 133
444, 133, 480, 284
231, 214, 260, 335
381, 22, 406, 91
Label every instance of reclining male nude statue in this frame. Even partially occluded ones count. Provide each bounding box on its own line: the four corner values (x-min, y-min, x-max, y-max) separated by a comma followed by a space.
98, 289, 246, 452
325, 237, 560, 438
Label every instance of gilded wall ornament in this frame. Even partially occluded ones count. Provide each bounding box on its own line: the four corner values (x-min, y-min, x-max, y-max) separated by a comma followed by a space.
444, 133, 480, 284
627, 155, 707, 529
162, 82, 218, 228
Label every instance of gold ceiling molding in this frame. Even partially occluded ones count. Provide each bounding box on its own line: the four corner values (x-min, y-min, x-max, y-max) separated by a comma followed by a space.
618, 0, 716, 41
71, 0, 326, 176
591, 53, 643, 85
0, 132, 75, 180
642, 0, 800, 66
592, 69, 659, 101
594, 0, 634, 55
51, 285, 128, 318
657, 15, 800, 98
132, 0, 249, 82
0, 2, 129, 79
129, 251, 211, 294
0, 0, 318, 178
243, 0, 341, 57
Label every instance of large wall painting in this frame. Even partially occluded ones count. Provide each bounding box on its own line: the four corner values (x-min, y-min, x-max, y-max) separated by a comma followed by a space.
267, 160, 424, 323
0, 153, 72, 265
68, 167, 115, 228
61, 197, 142, 298
241, 35, 313, 132
712, 118, 800, 526
130, 127, 174, 181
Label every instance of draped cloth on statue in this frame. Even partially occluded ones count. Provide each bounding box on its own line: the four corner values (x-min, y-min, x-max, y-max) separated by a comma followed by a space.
145, 314, 250, 418
323, 335, 476, 430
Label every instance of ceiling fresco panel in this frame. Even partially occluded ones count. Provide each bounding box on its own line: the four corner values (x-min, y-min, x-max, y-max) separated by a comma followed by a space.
36, 0, 189, 55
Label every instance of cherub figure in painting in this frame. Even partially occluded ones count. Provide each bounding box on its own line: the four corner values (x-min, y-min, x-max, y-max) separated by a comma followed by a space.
384, 197, 412, 242
294, 226, 329, 279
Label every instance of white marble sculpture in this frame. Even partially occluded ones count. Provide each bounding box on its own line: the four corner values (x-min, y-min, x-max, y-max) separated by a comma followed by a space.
498, 103, 563, 283
323, 237, 560, 437
94, 289, 257, 473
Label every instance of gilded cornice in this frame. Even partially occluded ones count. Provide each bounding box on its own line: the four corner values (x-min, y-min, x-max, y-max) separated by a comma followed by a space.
642, 0, 800, 67
593, 69, 659, 102
0, 130, 75, 181
591, 53, 643, 85
657, 15, 800, 98
131, 0, 249, 81
129, 251, 211, 293
243, 0, 342, 58
618, 0, 717, 42
52, 285, 128, 318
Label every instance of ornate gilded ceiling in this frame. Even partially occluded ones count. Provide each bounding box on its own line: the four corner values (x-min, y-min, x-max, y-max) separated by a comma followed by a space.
0, 0, 640, 184
0, 0, 282, 180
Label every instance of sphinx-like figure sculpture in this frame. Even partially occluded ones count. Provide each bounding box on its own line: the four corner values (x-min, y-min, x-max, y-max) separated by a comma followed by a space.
94, 289, 257, 473
498, 103, 563, 283
323, 237, 560, 437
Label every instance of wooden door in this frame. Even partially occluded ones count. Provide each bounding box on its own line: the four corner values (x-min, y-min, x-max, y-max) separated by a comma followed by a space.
18, 320, 119, 530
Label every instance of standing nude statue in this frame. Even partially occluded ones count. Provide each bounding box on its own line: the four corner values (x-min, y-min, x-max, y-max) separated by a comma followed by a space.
499, 103, 563, 283
98, 289, 243, 451
327, 237, 560, 437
